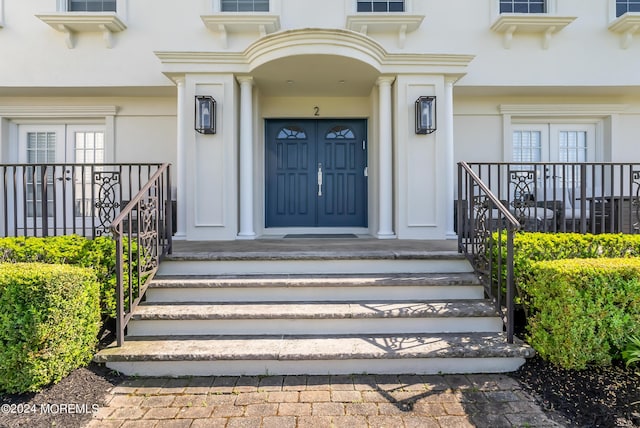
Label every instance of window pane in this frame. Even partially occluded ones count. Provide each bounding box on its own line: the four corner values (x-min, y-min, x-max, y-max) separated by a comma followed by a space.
559, 131, 587, 163
221, 0, 270, 12
68, 0, 116, 12
26, 132, 57, 218
357, 1, 405, 13
512, 131, 542, 162
73, 131, 105, 217
500, 0, 546, 13
617, 0, 640, 16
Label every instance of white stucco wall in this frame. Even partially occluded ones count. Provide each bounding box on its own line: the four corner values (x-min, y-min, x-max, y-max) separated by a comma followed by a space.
1, 1, 639, 88
1, 0, 639, 240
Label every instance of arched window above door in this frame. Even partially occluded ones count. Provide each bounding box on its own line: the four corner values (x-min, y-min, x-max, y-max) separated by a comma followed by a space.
277, 126, 307, 139
326, 126, 355, 139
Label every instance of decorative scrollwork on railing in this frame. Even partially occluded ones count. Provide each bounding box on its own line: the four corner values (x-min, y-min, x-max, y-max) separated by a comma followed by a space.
137, 197, 159, 274
94, 171, 121, 237
633, 170, 640, 234
509, 170, 536, 227
471, 195, 491, 274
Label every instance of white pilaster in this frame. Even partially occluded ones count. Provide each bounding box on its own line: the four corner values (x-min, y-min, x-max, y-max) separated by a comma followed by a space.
237, 76, 256, 239
174, 77, 187, 239
377, 76, 396, 239
445, 77, 457, 239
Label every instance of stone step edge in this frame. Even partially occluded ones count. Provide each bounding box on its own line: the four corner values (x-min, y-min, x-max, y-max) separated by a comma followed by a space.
149, 273, 482, 288
164, 250, 465, 262
131, 300, 499, 320
94, 333, 535, 363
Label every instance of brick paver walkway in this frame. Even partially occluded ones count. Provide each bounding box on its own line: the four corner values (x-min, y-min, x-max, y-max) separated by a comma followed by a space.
87, 373, 566, 427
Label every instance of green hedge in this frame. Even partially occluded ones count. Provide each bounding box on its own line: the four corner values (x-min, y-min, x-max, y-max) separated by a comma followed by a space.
0, 235, 123, 320
493, 233, 640, 306
0, 263, 101, 393
527, 258, 640, 369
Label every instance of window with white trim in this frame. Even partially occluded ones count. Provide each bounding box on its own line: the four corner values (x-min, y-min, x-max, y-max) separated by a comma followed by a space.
357, 1, 404, 12
511, 124, 594, 163
510, 124, 596, 192
20, 124, 107, 220
221, 0, 269, 12
616, 0, 640, 16
512, 130, 542, 162
25, 131, 57, 218
500, 0, 545, 13
68, 0, 116, 12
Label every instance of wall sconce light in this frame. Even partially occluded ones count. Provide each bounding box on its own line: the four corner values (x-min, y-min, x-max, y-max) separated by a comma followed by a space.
195, 96, 216, 134
415, 96, 436, 134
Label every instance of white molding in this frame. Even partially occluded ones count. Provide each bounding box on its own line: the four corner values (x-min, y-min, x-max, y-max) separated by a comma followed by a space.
490, 14, 576, 49
0, 106, 118, 118
608, 13, 640, 49
201, 14, 280, 48
499, 104, 629, 116
36, 13, 127, 48
345, 14, 424, 49
156, 29, 474, 77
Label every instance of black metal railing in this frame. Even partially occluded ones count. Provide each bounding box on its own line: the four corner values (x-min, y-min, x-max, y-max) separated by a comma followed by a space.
458, 162, 520, 342
462, 162, 640, 235
0, 163, 165, 238
110, 164, 172, 346
458, 162, 640, 342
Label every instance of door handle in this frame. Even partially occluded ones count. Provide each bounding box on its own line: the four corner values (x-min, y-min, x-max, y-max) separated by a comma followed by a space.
317, 163, 323, 197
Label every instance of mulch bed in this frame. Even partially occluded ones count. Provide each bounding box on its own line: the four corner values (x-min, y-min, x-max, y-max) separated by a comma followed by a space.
0, 363, 123, 428
513, 355, 640, 427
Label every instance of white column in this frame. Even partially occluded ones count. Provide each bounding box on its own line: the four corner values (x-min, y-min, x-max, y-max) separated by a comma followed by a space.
377, 76, 396, 239
174, 77, 187, 239
445, 77, 457, 239
237, 76, 256, 239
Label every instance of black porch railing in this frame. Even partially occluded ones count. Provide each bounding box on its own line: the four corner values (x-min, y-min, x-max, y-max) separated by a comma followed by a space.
458, 162, 640, 342
461, 162, 640, 235
0, 162, 173, 347
0, 163, 165, 238
110, 164, 172, 346
458, 162, 520, 343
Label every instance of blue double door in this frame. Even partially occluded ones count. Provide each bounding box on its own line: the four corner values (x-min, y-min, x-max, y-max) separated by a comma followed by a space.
265, 119, 368, 228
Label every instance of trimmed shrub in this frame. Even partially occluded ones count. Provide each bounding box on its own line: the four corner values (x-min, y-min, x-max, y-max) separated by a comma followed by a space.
0, 263, 101, 393
526, 258, 640, 369
493, 232, 640, 306
0, 236, 119, 320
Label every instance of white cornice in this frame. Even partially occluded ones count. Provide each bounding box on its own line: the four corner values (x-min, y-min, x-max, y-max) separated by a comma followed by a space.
499, 104, 629, 116
36, 12, 127, 48
608, 13, 640, 49
491, 14, 576, 49
345, 14, 424, 49
201, 14, 280, 49
155, 28, 474, 77
0, 106, 118, 118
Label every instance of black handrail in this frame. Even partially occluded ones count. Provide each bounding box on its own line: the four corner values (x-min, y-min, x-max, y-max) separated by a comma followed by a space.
458, 161, 520, 343
110, 164, 172, 346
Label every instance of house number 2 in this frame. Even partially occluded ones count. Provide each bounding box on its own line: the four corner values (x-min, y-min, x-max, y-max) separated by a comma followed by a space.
314, 106, 320, 116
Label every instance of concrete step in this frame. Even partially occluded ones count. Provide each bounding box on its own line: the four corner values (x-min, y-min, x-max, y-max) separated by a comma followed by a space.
127, 300, 503, 336
157, 253, 473, 276
145, 273, 484, 303
95, 333, 534, 376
